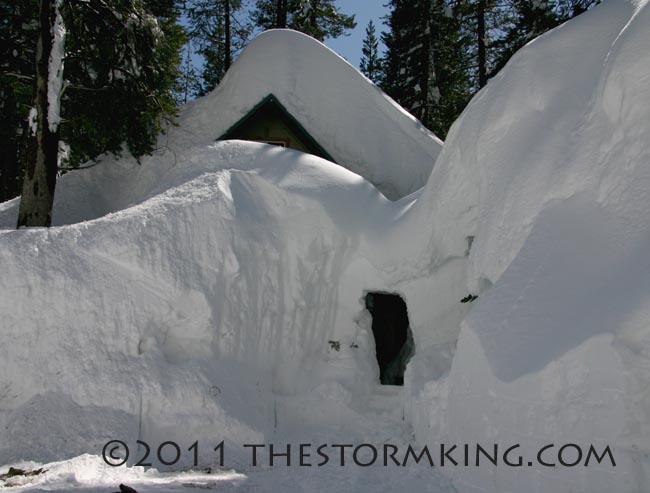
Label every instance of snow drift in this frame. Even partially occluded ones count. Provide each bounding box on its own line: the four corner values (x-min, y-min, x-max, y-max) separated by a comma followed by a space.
179, 29, 443, 200
0, 142, 455, 492
409, 0, 650, 491
2, 2, 650, 491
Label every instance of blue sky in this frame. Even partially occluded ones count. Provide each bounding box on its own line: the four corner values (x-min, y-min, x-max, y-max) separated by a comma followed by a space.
324, 1, 388, 67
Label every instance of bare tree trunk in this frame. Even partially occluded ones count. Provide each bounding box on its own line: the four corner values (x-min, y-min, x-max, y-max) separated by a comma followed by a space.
17, 0, 61, 228
224, 0, 231, 70
276, 0, 287, 28
420, 0, 433, 127
477, 0, 487, 88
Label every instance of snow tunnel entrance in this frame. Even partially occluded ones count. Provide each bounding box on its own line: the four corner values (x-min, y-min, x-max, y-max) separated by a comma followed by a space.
365, 292, 414, 386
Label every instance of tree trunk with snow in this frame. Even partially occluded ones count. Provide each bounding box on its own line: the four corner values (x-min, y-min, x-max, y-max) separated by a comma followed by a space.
17, 0, 64, 228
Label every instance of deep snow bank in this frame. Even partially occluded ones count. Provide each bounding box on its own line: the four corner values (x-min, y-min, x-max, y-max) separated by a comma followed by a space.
0, 143, 382, 462
409, 0, 650, 491
0, 142, 455, 492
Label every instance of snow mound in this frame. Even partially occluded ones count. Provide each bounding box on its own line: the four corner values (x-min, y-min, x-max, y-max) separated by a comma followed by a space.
0, 141, 456, 492
0, 142, 378, 460
0, 142, 455, 491
178, 29, 442, 200
410, 0, 650, 491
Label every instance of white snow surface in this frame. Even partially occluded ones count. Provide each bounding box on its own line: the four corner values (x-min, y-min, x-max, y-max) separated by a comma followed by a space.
409, 0, 650, 490
176, 29, 443, 200
2, 2, 650, 492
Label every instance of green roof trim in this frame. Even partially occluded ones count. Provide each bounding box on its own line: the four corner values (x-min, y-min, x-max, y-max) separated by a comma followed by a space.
217, 94, 337, 163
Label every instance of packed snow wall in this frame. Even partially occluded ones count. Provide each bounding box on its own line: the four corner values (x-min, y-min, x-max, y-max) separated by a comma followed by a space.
0, 138, 464, 475
0, 143, 397, 466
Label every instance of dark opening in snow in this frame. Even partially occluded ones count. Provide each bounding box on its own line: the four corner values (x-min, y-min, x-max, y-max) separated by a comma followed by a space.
365, 292, 414, 386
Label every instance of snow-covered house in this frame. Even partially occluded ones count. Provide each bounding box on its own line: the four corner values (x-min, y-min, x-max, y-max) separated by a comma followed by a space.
219, 94, 335, 162
181, 29, 444, 200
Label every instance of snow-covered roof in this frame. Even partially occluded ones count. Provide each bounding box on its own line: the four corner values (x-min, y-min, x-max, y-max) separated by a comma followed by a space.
177, 29, 443, 200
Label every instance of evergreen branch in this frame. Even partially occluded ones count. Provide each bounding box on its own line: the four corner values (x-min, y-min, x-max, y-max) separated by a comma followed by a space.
3, 72, 34, 82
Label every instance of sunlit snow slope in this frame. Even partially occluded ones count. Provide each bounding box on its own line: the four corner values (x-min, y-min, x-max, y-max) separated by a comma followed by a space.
409, 0, 650, 491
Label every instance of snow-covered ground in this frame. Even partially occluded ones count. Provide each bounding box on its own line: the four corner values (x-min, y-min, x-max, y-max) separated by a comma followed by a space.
0, 385, 454, 492
2, 0, 650, 491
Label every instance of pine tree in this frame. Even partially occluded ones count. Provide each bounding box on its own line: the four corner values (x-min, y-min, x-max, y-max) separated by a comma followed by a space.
0, 0, 39, 202
452, 0, 509, 90
176, 42, 203, 104
251, 0, 355, 41
382, 1, 416, 122
379, 0, 600, 138
556, 0, 599, 19
359, 20, 382, 83
294, 0, 356, 41
185, 0, 251, 95
382, 0, 470, 137
58, 0, 184, 166
252, 0, 286, 28
455, 0, 595, 91
9, 0, 185, 227
491, 0, 559, 76
428, 0, 472, 135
